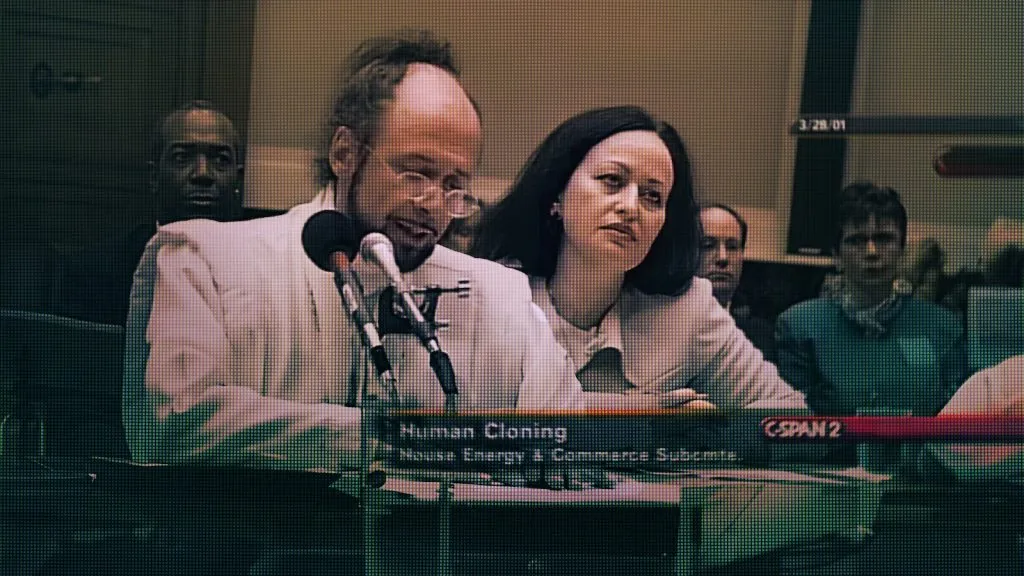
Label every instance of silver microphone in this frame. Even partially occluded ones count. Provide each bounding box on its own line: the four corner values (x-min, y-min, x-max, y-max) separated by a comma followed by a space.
301, 211, 398, 403
359, 233, 458, 395
359, 233, 408, 291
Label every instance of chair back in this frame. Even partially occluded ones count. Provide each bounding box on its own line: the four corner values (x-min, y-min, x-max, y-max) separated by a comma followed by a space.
1, 309, 128, 457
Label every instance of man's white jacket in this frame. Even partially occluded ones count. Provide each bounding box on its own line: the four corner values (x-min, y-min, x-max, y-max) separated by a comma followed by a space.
123, 189, 584, 472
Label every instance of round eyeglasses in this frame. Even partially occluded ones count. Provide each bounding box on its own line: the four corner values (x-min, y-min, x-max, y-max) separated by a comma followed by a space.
365, 149, 480, 218
397, 171, 481, 218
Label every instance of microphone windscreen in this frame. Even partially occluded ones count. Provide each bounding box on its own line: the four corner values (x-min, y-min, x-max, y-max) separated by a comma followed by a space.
301, 210, 360, 271
359, 232, 394, 264
360, 232, 406, 282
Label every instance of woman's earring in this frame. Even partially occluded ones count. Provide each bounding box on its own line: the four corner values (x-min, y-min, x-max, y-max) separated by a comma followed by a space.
549, 204, 562, 219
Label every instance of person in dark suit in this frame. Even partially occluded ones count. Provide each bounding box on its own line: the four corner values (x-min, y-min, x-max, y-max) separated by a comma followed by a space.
56, 101, 244, 325
149, 100, 245, 225
697, 203, 777, 362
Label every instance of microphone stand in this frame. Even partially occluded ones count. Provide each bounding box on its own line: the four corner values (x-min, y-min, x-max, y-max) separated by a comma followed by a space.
438, 362, 457, 576
371, 275, 466, 576
331, 268, 396, 576
376, 285, 464, 402
332, 265, 399, 405
349, 280, 461, 576
398, 286, 460, 576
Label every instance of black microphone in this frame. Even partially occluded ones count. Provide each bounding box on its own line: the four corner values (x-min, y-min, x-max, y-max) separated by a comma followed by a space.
302, 211, 396, 401
359, 232, 458, 396
301, 210, 361, 265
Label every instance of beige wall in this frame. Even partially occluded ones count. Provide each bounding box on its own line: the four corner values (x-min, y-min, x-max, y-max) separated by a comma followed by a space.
846, 1, 1024, 269
244, 0, 1022, 267
245, 0, 810, 251
201, 0, 256, 145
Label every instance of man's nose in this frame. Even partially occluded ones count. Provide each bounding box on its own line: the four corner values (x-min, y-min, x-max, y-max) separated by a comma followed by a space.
714, 243, 731, 264
864, 238, 879, 257
191, 155, 213, 182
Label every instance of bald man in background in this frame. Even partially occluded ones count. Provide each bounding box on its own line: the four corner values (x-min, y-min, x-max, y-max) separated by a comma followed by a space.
697, 204, 776, 362
151, 100, 245, 225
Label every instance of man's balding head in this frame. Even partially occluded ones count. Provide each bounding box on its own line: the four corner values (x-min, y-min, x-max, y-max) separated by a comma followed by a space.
325, 32, 482, 272
698, 204, 747, 306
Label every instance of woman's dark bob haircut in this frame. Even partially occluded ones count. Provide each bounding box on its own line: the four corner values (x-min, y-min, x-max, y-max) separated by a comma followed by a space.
472, 106, 701, 296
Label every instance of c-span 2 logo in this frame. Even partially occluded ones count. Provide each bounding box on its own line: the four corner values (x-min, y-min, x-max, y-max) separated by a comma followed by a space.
761, 417, 844, 441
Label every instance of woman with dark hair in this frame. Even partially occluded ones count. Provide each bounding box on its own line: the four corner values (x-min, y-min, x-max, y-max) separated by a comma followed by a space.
473, 106, 805, 410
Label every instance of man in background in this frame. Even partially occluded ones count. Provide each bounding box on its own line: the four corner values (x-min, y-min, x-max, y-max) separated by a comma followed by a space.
439, 177, 510, 254
151, 100, 245, 225
56, 100, 244, 325
776, 182, 968, 418
697, 203, 776, 361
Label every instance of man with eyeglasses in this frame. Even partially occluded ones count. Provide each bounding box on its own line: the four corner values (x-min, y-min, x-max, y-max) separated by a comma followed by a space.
697, 204, 776, 361
776, 182, 969, 466
123, 31, 585, 472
